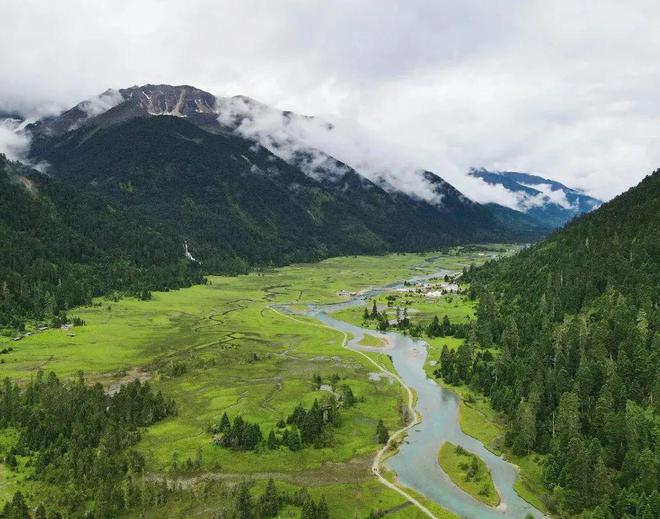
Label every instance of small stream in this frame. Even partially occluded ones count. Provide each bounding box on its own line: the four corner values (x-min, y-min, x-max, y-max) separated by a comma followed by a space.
295, 270, 545, 519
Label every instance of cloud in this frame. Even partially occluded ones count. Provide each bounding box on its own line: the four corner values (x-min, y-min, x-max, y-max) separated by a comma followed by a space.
0, 118, 31, 162
77, 89, 124, 119
1, 0, 658, 201
218, 95, 449, 204
518, 183, 574, 210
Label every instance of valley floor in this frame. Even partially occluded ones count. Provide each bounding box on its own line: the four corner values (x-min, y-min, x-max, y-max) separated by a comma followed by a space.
0, 246, 523, 518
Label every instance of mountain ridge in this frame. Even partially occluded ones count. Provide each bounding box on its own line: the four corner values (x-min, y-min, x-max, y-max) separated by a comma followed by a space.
469, 167, 602, 228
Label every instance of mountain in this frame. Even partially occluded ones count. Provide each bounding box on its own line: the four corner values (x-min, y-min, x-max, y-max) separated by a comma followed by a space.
25, 85, 549, 255
463, 171, 659, 516
469, 168, 602, 228
0, 84, 552, 324
483, 202, 554, 237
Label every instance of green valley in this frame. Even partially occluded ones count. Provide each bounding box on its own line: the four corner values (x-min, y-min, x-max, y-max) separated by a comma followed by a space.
0, 250, 499, 518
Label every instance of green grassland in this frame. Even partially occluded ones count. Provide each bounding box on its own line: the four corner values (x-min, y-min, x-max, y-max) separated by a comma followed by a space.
358, 334, 387, 347
0, 249, 502, 517
437, 442, 499, 507
331, 290, 476, 332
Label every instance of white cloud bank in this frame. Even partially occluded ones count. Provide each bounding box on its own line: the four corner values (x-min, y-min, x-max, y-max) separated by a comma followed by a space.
1, 0, 658, 202
0, 119, 31, 162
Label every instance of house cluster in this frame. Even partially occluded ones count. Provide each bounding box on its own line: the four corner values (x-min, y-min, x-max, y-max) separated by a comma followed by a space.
397, 279, 461, 297
10, 323, 75, 342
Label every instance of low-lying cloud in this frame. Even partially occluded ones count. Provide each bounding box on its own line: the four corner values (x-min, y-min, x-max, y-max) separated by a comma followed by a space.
2, 0, 657, 203
219, 96, 455, 206
0, 118, 31, 162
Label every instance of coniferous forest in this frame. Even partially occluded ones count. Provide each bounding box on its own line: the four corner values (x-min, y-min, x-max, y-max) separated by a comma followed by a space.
0, 154, 204, 329
462, 171, 660, 517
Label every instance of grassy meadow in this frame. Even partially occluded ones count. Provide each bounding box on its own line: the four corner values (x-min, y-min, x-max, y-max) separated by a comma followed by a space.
0, 248, 504, 517
437, 442, 499, 507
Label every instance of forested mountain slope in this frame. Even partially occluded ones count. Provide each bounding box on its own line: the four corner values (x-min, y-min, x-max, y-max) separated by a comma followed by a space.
0, 84, 552, 328
0, 154, 203, 327
464, 171, 659, 517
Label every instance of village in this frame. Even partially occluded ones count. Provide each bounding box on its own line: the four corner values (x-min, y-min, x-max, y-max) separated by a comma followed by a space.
337, 273, 462, 300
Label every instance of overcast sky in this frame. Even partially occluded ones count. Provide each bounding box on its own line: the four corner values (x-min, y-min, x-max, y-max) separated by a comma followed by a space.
2, 0, 659, 201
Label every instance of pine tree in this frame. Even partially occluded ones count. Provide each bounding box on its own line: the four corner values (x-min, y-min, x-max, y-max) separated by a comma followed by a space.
267, 430, 279, 450
300, 497, 317, 519
513, 401, 536, 455
340, 385, 356, 407
442, 314, 451, 335
220, 412, 231, 433
258, 478, 280, 518
287, 427, 302, 451
371, 300, 378, 319
236, 482, 254, 519
3, 492, 30, 519
376, 419, 389, 444
316, 495, 330, 519
427, 315, 443, 337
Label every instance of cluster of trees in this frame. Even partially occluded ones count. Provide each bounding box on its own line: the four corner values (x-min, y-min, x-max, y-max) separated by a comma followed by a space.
1, 477, 336, 519
213, 392, 355, 453
461, 171, 660, 517
0, 373, 177, 518
285, 399, 342, 448
434, 341, 492, 386
426, 314, 453, 337
212, 413, 264, 451
231, 479, 330, 519
363, 301, 393, 331
363, 297, 472, 341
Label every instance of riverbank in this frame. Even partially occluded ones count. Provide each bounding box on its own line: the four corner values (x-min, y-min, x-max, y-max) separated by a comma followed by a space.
310, 273, 546, 518
424, 359, 550, 515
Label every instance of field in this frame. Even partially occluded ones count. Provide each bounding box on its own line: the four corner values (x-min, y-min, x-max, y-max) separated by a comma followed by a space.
331, 291, 476, 332
0, 248, 503, 517
437, 442, 499, 507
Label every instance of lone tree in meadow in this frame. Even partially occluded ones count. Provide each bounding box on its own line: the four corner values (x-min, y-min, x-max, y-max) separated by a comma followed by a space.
376, 419, 389, 444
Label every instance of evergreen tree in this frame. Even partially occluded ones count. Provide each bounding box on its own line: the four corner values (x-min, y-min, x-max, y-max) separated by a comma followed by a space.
3, 492, 30, 519
220, 412, 231, 433
287, 427, 302, 451
267, 430, 279, 450
376, 419, 389, 444
235, 482, 255, 519
258, 479, 280, 518
300, 497, 317, 519
316, 495, 330, 519
426, 315, 443, 337
441, 315, 452, 335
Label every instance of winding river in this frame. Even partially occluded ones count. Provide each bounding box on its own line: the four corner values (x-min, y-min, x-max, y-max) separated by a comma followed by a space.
299, 270, 545, 519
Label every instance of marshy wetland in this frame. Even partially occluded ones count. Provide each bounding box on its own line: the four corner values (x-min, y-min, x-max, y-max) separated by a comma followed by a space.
0, 246, 545, 518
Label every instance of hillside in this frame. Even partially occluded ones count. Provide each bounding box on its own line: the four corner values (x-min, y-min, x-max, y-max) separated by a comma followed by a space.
463, 171, 659, 517
0, 154, 203, 327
